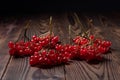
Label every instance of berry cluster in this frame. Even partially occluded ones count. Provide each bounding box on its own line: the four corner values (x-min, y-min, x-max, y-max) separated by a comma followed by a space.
30, 50, 71, 67
8, 41, 33, 57
29, 35, 72, 67
73, 35, 111, 61
8, 34, 111, 67
8, 34, 59, 57
8, 34, 71, 67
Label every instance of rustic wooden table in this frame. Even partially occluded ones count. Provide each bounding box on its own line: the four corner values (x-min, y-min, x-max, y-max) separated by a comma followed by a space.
0, 13, 120, 80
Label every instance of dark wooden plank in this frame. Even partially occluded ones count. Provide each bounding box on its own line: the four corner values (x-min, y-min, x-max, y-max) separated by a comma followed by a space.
1, 21, 30, 80
0, 21, 23, 79
65, 54, 120, 80
2, 13, 120, 80
65, 14, 120, 80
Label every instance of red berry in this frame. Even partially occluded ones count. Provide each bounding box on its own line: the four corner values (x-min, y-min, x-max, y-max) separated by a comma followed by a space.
41, 50, 47, 57
89, 35, 94, 40
52, 36, 59, 42
9, 49, 15, 55
8, 41, 15, 48
32, 35, 37, 39
98, 46, 106, 53
34, 52, 39, 56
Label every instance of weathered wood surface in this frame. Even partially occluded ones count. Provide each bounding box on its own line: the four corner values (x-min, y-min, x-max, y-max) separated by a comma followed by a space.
0, 13, 120, 80
0, 20, 24, 80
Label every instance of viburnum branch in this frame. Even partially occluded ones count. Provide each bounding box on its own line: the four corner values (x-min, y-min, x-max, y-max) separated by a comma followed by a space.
73, 12, 88, 38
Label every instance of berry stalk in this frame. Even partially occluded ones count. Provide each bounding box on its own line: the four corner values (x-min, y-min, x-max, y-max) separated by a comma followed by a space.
68, 25, 71, 44
49, 16, 53, 39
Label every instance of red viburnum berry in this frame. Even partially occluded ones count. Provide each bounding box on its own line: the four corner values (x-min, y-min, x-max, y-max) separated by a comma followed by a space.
8, 41, 15, 48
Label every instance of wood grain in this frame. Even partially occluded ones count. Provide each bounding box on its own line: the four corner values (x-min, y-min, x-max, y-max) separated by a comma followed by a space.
1, 13, 120, 80
65, 13, 120, 80
1, 20, 30, 80
0, 21, 23, 79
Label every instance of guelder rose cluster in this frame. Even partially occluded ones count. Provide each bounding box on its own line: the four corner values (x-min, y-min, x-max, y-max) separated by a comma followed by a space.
8, 34, 111, 67
73, 35, 111, 61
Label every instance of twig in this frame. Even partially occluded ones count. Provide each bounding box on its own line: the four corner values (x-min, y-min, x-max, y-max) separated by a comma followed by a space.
68, 25, 71, 44
49, 16, 53, 38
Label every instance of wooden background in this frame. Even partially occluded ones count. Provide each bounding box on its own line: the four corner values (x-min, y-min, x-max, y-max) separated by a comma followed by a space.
0, 12, 120, 80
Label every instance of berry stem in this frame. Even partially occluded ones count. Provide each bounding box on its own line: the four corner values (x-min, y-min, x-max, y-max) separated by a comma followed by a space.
49, 16, 53, 50
68, 25, 71, 44
49, 16, 53, 38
